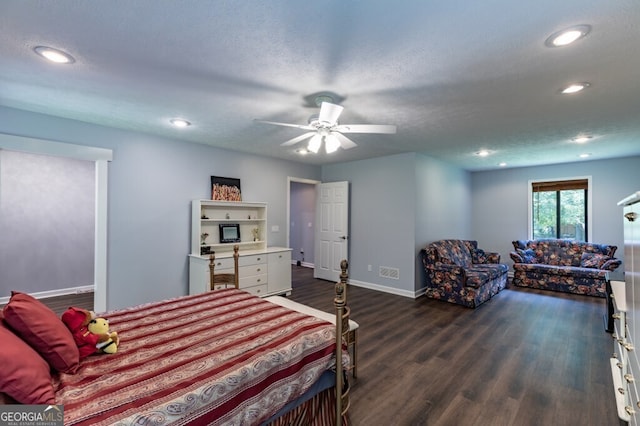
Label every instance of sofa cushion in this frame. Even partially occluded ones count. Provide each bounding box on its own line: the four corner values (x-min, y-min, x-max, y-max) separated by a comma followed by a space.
580, 252, 610, 269
513, 262, 608, 279
471, 248, 487, 264
433, 240, 473, 267
2, 291, 80, 373
465, 264, 509, 288
516, 248, 537, 264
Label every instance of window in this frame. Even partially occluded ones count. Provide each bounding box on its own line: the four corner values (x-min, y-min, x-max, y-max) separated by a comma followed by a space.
530, 178, 590, 242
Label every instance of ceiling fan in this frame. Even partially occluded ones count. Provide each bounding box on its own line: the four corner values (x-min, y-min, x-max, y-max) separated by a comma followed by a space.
255, 102, 397, 154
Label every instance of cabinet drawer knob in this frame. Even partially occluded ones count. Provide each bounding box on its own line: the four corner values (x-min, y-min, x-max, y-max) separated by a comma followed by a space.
257, 257, 261, 261
257, 279, 261, 282
257, 268, 261, 272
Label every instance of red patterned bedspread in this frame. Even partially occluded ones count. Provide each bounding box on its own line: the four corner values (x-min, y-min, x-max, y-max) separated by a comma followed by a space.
54, 289, 337, 426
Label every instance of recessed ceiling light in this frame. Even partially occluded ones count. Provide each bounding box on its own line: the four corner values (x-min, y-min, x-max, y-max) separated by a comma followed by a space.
572, 135, 593, 143
475, 150, 491, 157
561, 83, 590, 94
498, 162, 507, 167
545, 25, 591, 47
579, 153, 592, 158
296, 148, 309, 155
170, 118, 191, 128
33, 46, 75, 64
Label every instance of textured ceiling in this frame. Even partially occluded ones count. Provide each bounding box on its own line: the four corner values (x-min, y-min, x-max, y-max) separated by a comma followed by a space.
1, 1, 639, 170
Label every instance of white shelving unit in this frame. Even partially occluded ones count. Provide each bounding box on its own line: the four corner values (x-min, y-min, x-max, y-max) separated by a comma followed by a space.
188, 200, 291, 297
192, 200, 268, 255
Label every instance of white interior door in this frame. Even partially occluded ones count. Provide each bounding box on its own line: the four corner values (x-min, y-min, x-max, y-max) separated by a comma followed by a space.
314, 181, 349, 281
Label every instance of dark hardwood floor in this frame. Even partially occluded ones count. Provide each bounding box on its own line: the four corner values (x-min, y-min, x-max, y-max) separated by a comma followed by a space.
25, 266, 622, 426
288, 266, 623, 426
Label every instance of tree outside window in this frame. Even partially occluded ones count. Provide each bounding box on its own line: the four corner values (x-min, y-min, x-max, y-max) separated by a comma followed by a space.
532, 179, 588, 242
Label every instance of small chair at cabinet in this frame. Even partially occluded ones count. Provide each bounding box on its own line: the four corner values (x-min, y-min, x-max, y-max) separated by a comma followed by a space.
209, 245, 239, 290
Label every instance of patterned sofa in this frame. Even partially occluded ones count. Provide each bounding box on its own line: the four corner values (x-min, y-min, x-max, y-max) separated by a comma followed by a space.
510, 239, 621, 297
420, 240, 509, 308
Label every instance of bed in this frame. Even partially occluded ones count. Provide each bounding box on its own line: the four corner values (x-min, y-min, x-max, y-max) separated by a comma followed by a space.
0, 259, 351, 426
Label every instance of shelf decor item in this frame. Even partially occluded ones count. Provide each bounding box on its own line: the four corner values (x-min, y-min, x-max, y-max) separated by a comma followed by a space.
219, 223, 241, 243
211, 176, 242, 201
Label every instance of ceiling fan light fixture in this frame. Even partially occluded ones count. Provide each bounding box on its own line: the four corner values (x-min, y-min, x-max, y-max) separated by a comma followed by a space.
308, 134, 322, 153
545, 25, 591, 47
325, 135, 340, 154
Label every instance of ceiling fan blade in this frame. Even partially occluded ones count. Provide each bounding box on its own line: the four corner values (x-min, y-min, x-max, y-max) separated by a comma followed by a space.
254, 119, 315, 131
334, 124, 397, 134
318, 102, 344, 126
331, 132, 358, 150
280, 132, 316, 146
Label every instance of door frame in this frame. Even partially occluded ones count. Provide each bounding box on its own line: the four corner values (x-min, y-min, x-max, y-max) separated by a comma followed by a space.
286, 176, 321, 266
0, 133, 111, 312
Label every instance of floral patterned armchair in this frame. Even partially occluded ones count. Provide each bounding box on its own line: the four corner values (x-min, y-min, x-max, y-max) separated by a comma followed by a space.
420, 240, 508, 308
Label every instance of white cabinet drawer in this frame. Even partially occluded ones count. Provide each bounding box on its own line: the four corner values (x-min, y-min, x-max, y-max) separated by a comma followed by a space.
209, 257, 235, 270
239, 264, 266, 277
239, 273, 268, 289
239, 254, 267, 267
211, 283, 231, 291
242, 283, 267, 297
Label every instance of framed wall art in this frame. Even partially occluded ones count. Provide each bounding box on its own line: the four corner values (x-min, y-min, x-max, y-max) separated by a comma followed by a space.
211, 176, 241, 201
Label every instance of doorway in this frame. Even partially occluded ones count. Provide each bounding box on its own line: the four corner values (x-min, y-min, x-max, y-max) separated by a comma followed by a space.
287, 177, 319, 269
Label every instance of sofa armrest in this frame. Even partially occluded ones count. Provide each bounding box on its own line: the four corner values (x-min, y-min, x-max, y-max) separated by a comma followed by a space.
484, 252, 501, 264
602, 258, 622, 271
470, 248, 500, 264
510, 252, 524, 263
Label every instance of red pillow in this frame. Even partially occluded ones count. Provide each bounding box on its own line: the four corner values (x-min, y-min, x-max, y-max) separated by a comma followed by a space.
0, 320, 56, 404
2, 291, 80, 373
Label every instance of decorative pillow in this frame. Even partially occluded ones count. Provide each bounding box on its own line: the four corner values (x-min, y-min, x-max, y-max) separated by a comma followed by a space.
471, 248, 488, 264
516, 248, 537, 264
0, 320, 56, 404
2, 291, 80, 373
580, 252, 610, 269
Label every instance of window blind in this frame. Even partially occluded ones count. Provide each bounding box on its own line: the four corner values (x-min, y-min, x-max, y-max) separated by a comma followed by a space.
532, 179, 588, 192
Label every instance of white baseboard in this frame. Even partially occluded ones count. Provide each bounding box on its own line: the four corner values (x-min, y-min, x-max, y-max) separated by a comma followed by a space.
288, 263, 420, 298
348, 279, 419, 299
291, 261, 315, 268
0, 285, 94, 305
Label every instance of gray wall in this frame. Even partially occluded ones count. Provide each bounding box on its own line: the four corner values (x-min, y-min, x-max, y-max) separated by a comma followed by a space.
289, 181, 315, 265
2, 105, 636, 304
0, 150, 95, 295
322, 152, 472, 296
322, 153, 417, 295
414, 153, 472, 291
0, 106, 321, 309
471, 156, 640, 277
